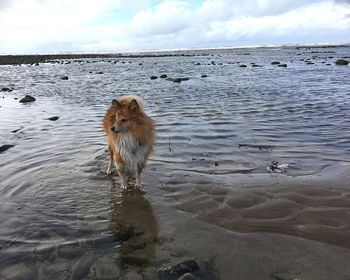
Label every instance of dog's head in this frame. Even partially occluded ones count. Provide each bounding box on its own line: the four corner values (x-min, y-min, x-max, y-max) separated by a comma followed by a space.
110, 98, 141, 133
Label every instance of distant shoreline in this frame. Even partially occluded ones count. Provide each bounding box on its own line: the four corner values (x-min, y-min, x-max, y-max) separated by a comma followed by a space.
0, 44, 349, 65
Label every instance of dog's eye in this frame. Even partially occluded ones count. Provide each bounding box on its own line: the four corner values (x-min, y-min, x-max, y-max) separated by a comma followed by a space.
121, 118, 127, 122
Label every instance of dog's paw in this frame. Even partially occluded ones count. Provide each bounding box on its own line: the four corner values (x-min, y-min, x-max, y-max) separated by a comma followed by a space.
106, 168, 112, 175
120, 184, 128, 190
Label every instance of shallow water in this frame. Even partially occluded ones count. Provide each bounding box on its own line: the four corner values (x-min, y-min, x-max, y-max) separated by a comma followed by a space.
1, 46, 350, 279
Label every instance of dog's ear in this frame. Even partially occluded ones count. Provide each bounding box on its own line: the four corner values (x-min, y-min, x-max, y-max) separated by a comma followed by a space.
112, 99, 120, 108
129, 99, 140, 112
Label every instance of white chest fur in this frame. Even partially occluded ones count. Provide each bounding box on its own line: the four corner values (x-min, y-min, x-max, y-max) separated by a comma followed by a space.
115, 133, 145, 175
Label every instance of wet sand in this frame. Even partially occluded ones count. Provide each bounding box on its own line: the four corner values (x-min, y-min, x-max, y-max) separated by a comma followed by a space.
1, 46, 350, 279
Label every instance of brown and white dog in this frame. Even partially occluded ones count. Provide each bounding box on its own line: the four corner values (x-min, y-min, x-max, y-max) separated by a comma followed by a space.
103, 95, 155, 189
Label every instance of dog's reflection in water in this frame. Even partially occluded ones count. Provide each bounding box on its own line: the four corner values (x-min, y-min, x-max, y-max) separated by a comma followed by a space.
109, 187, 159, 266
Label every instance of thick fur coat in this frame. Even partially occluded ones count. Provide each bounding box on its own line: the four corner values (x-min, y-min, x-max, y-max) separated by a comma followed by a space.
103, 96, 155, 189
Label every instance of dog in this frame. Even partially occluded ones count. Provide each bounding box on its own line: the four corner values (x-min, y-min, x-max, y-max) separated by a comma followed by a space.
103, 95, 155, 189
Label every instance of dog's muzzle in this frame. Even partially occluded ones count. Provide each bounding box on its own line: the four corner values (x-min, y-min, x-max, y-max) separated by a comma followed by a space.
111, 126, 126, 133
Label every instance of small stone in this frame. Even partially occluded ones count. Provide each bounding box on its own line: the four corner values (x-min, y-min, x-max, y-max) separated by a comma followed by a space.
0, 144, 15, 153
214, 162, 219, 166
150, 76, 158, 80
271, 61, 280, 65
1, 87, 12, 92
19, 95, 36, 103
173, 260, 200, 275
124, 270, 143, 280
43, 260, 71, 279
278, 64, 287, 67
91, 255, 121, 280
335, 59, 348, 65
200, 74, 208, 78
173, 78, 182, 83
47, 116, 59, 121
180, 77, 190, 81
239, 64, 247, 68
2, 263, 38, 280
60, 76, 69, 80
158, 260, 200, 277
72, 253, 95, 279
96, 71, 104, 74
160, 74, 167, 78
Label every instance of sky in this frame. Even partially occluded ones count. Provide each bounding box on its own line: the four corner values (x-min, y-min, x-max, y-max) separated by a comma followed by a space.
0, 0, 349, 53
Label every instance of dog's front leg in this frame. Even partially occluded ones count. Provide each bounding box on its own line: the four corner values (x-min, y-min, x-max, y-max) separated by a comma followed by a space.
135, 163, 143, 188
116, 163, 128, 190
119, 173, 128, 190
106, 145, 114, 175
135, 173, 141, 188
106, 157, 113, 175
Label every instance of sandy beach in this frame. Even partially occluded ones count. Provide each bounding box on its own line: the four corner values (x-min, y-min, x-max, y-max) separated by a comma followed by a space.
0, 46, 350, 279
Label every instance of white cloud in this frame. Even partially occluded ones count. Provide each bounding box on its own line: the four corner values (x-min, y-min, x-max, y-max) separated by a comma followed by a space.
0, 0, 150, 52
127, 1, 350, 49
0, 0, 349, 53
197, 0, 329, 20
131, 1, 191, 36
0, 0, 12, 9
200, 2, 350, 40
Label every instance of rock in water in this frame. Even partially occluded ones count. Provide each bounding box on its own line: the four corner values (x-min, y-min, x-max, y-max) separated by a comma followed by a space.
1, 263, 38, 280
0, 144, 15, 153
335, 59, 348, 65
158, 259, 218, 280
1, 87, 12, 92
158, 260, 200, 278
60, 76, 69, 80
47, 116, 59, 121
173, 78, 182, 83
19, 95, 36, 103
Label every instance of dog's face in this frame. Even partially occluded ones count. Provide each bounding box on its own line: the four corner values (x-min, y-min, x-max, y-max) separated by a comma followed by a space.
110, 99, 140, 133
